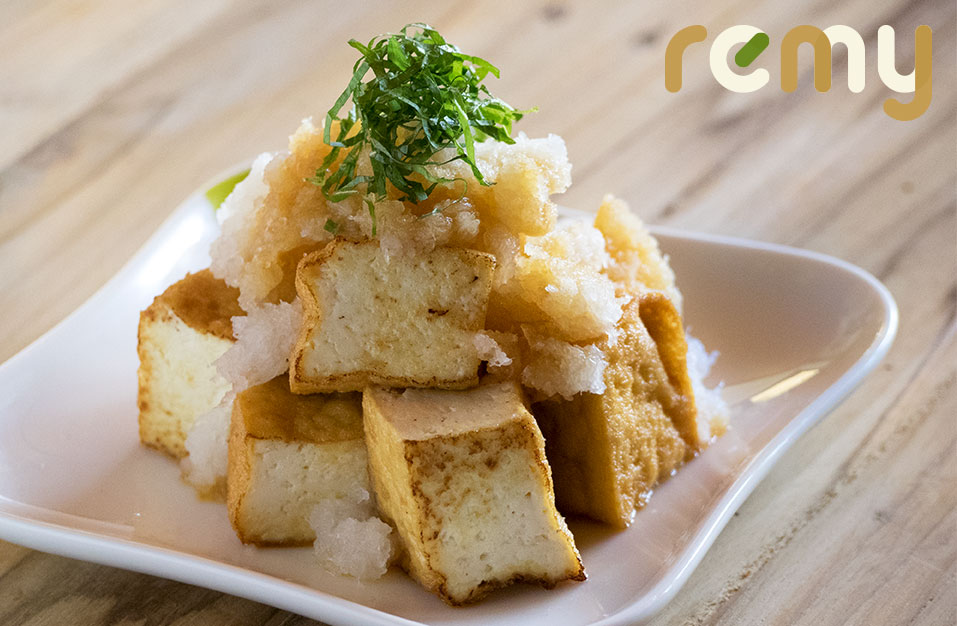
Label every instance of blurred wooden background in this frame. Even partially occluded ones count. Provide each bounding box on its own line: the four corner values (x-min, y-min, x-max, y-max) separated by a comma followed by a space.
0, 0, 954, 624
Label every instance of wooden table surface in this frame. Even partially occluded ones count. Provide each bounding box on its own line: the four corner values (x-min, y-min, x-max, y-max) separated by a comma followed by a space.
1, 1, 954, 624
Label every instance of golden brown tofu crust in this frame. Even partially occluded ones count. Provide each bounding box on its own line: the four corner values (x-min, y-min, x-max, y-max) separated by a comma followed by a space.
236, 376, 363, 444
137, 303, 176, 456
292, 369, 479, 395
226, 376, 363, 546
637, 290, 698, 449
137, 270, 242, 458
152, 269, 244, 340
534, 295, 699, 528
363, 383, 585, 606
226, 388, 257, 545
406, 419, 585, 605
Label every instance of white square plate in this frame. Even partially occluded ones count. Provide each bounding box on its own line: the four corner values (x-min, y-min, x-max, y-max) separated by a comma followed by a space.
0, 174, 896, 625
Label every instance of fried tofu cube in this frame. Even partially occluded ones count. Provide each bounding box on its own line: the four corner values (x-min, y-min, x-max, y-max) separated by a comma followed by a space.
290, 240, 495, 393
533, 292, 699, 528
363, 382, 585, 605
227, 376, 367, 546
137, 269, 244, 458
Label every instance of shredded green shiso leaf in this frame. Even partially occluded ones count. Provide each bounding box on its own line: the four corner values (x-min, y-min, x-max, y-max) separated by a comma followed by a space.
206, 169, 250, 209
308, 23, 534, 234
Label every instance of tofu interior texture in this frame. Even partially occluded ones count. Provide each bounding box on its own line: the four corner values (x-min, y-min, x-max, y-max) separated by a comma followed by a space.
363, 382, 585, 606
227, 376, 368, 546
534, 292, 700, 527
137, 269, 243, 458
290, 239, 495, 393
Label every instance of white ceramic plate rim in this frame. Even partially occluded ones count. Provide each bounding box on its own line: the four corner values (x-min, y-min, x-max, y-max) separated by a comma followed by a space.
0, 174, 898, 625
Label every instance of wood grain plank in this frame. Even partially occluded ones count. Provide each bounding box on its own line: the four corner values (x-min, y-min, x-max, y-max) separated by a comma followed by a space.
0, 0, 235, 171
0, 550, 284, 626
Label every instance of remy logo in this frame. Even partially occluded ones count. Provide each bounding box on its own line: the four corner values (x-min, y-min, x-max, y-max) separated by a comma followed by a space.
665, 25, 932, 121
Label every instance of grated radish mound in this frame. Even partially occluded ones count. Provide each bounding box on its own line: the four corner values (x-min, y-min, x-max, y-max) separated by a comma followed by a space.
207, 119, 705, 402
215, 152, 272, 227
595, 195, 682, 310
473, 331, 512, 368
181, 299, 303, 492
377, 198, 482, 261
521, 330, 608, 400
512, 221, 624, 343
209, 123, 561, 312
432, 133, 571, 236
215, 299, 303, 391
685, 334, 730, 442
181, 393, 234, 493
309, 489, 395, 580
210, 152, 277, 310
210, 119, 338, 309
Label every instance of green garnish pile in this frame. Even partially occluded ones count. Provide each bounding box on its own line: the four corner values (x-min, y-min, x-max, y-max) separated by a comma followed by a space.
309, 23, 532, 233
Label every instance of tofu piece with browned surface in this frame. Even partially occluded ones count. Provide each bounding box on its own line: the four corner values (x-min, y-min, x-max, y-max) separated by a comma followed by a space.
227, 376, 367, 546
534, 292, 700, 528
137, 269, 244, 458
363, 382, 585, 605
290, 240, 495, 393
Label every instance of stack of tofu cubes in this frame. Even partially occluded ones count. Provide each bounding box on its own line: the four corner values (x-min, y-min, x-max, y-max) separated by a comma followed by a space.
138, 239, 586, 604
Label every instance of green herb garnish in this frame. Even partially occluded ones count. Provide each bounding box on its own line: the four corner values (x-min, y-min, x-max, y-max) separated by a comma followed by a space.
205, 168, 250, 209
323, 218, 340, 235
308, 23, 533, 224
